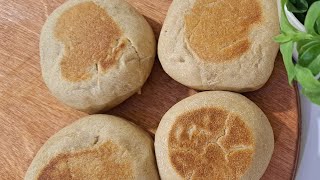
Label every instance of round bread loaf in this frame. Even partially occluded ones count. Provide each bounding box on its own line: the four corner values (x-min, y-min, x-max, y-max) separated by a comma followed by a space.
25, 115, 159, 180
158, 0, 279, 92
155, 91, 274, 180
40, 0, 155, 113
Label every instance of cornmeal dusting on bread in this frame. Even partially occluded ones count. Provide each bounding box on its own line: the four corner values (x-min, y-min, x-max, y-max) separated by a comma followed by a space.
55, 2, 126, 82
37, 141, 133, 179
169, 108, 254, 179
184, 0, 262, 62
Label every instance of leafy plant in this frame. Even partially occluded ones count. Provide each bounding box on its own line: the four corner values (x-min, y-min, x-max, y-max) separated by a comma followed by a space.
274, 0, 320, 105
286, 0, 320, 23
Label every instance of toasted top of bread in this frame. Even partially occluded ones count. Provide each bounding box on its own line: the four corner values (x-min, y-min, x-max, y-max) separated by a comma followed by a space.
25, 115, 159, 180
169, 107, 254, 179
40, 0, 155, 113
155, 91, 274, 180
38, 141, 133, 179
158, 0, 279, 91
54, 2, 124, 82
184, 0, 262, 63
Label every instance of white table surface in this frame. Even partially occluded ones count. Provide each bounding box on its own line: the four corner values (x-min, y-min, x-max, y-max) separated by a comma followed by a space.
296, 88, 320, 179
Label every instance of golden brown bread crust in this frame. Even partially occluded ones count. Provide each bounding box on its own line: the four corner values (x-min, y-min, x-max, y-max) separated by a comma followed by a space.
38, 141, 133, 180
155, 91, 274, 180
55, 2, 123, 82
25, 115, 159, 180
185, 0, 262, 62
40, 0, 156, 113
158, 0, 279, 91
168, 107, 254, 179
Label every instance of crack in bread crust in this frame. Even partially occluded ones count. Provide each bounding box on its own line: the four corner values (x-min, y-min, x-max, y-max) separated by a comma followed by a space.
54, 2, 127, 82
184, 0, 262, 63
169, 107, 255, 179
37, 141, 133, 180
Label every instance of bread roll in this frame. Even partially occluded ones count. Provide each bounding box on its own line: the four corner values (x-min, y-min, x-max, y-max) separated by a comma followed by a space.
158, 0, 279, 92
155, 91, 274, 180
40, 0, 155, 113
25, 115, 159, 180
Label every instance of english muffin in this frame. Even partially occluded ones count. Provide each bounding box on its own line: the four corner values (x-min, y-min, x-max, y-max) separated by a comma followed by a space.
40, 0, 155, 113
25, 115, 159, 180
158, 0, 279, 92
155, 91, 274, 180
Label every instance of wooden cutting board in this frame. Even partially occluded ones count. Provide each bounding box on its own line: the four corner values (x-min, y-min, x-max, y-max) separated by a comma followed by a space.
0, 0, 300, 179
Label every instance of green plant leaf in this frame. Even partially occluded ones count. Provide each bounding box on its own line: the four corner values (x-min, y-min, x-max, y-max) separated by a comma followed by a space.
287, 0, 308, 13
305, 1, 320, 34
287, 0, 320, 24
295, 64, 320, 92
302, 88, 320, 105
274, 34, 292, 43
306, 0, 319, 5
315, 16, 320, 34
297, 39, 320, 52
307, 54, 320, 75
290, 32, 313, 41
294, 13, 307, 23
297, 38, 320, 75
298, 42, 320, 66
277, 0, 320, 105
275, 32, 312, 43
281, 0, 299, 33
280, 41, 296, 84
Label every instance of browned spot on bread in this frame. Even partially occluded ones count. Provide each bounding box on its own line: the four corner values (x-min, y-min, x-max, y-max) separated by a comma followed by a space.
55, 2, 126, 82
169, 108, 254, 179
100, 39, 128, 70
218, 115, 254, 151
184, 0, 262, 62
170, 108, 227, 152
37, 141, 133, 180
227, 149, 254, 178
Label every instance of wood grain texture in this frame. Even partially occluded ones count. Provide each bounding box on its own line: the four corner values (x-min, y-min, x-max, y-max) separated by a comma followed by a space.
0, 0, 300, 179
